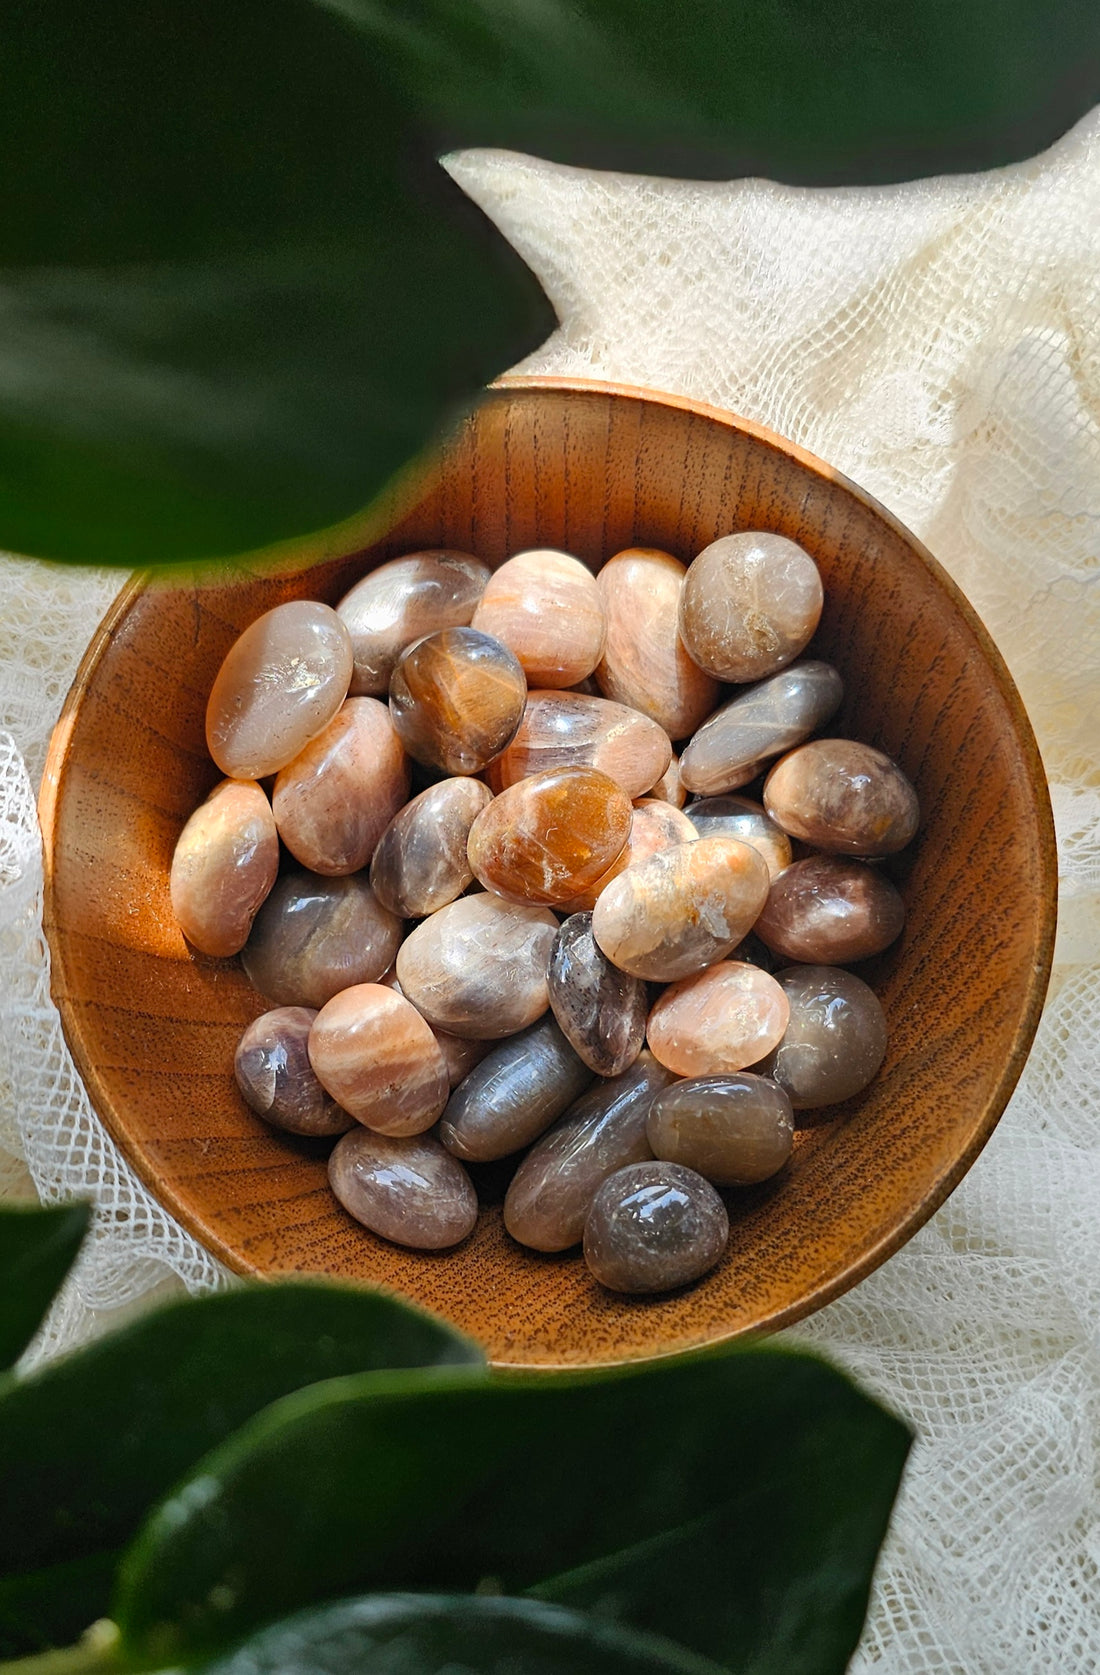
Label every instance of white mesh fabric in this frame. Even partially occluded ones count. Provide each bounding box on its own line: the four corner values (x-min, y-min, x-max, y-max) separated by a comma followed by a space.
0, 106, 1097, 1667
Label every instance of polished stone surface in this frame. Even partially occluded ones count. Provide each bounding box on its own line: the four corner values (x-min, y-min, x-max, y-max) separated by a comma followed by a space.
592, 836, 770, 981
547, 912, 648, 1077
471, 548, 606, 688
557, 797, 697, 913
378, 968, 489, 1089
583, 1161, 729, 1293
370, 776, 492, 918
493, 691, 673, 800
646, 960, 791, 1076
647, 753, 687, 807
595, 547, 718, 738
395, 893, 559, 1039
308, 982, 449, 1134
272, 697, 409, 875
678, 532, 823, 684
467, 766, 632, 907
389, 626, 527, 775
438, 1014, 593, 1162
646, 1072, 794, 1185
761, 965, 887, 1109
328, 1126, 478, 1249
206, 601, 353, 779
503, 1051, 676, 1251
241, 871, 402, 1009
234, 1006, 352, 1137
336, 551, 490, 696
754, 855, 906, 964
170, 778, 278, 958
682, 794, 792, 881
763, 739, 920, 855
679, 660, 843, 795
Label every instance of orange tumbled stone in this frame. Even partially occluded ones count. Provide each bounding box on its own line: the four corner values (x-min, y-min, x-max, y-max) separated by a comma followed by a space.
467, 767, 632, 907
558, 798, 698, 913
595, 548, 719, 739
471, 549, 606, 688
308, 983, 449, 1136
646, 961, 791, 1076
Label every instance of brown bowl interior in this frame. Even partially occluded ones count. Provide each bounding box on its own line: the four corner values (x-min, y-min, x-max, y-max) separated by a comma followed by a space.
40, 378, 1056, 1369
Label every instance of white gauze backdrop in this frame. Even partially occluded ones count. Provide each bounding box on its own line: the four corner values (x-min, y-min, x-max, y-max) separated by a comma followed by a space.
1, 108, 1099, 1673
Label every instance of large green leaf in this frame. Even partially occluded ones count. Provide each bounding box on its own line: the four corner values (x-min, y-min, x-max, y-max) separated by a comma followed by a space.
189, 1593, 723, 1675
114, 1346, 910, 1670
0, 0, 550, 567
1, 1, 1096, 567
0, 1200, 90, 1372
0, 1283, 481, 1656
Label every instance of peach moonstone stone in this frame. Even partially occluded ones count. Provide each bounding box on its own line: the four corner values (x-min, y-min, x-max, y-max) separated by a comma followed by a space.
646, 961, 791, 1076
169, 778, 278, 958
205, 600, 353, 779
492, 692, 672, 800
472, 549, 606, 687
592, 836, 770, 982
467, 766, 632, 907
272, 697, 409, 875
595, 547, 719, 739
678, 532, 823, 684
308, 983, 449, 1136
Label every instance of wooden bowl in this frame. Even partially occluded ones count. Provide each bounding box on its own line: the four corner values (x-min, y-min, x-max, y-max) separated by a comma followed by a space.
40, 378, 1056, 1368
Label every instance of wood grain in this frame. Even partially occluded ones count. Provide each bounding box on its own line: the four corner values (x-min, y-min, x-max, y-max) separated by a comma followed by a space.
39, 378, 1057, 1369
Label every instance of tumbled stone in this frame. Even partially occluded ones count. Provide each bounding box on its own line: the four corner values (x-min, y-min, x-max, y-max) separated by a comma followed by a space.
678, 532, 824, 684
682, 794, 792, 881
559, 799, 699, 913
272, 697, 409, 875
170, 778, 279, 957
583, 1162, 729, 1293
308, 983, 449, 1135
754, 855, 906, 964
763, 739, 920, 855
395, 894, 559, 1039
206, 601, 353, 779
438, 1015, 593, 1162
595, 548, 719, 739
503, 1051, 676, 1251
336, 551, 491, 696
679, 661, 843, 795
647, 753, 687, 807
471, 549, 606, 688
646, 960, 790, 1076
329, 1126, 478, 1249
377, 968, 489, 1089
493, 692, 673, 800
467, 767, 632, 907
234, 1007, 353, 1137
592, 836, 770, 982
242, 872, 402, 1009
547, 913, 648, 1077
389, 626, 526, 775
370, 777, 493, 917
761, 965, 887, 1109
646, 1073, 794, 1185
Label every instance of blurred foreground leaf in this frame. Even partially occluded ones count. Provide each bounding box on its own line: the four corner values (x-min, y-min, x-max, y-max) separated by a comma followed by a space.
1, 0, 1096, 565
190, 1593, 723, 1675
0, 1284, 481, 1655
0, 1200, 89, 1373
114, 1345, 909, 1671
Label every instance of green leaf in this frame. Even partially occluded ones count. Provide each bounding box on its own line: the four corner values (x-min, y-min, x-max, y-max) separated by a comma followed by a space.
0, 1201, 90, 1372
3, 2, 1096, 568
0, 1283, 482, 1656
323, 0, 1100, 182
0, 0, 551, 567
189, 1593, 723, 1675
113, 1345, 910, 1671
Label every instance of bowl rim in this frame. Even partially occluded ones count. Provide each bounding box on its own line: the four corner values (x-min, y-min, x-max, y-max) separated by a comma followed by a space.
38, 375, 1058, 1358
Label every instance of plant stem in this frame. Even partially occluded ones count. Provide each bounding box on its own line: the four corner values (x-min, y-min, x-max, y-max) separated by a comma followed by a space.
0, 1621, 125, 1675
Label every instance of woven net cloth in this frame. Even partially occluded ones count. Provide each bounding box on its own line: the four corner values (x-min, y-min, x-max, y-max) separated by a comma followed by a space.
3, 107, 1100, 1672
